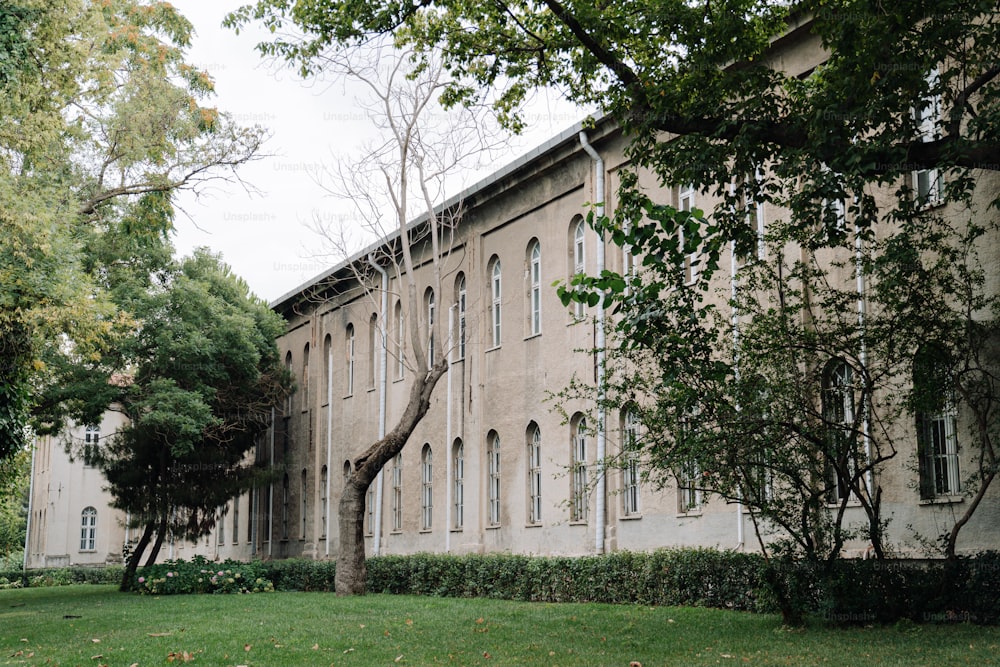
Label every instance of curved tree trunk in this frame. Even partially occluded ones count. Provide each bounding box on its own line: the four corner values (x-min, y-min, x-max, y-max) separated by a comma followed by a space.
335, 361, 448, 595
120, 520, 155, 591
144, 514, 169, 567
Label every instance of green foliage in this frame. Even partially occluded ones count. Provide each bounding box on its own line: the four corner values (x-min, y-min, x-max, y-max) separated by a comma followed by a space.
0, 449, 29, 559
134, 557, 274, 595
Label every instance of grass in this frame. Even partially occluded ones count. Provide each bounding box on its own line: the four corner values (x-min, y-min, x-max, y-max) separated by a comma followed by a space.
1, 586, 999, 666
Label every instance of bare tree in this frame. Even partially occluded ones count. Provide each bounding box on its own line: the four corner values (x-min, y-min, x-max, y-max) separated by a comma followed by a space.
304, 40, 500, 594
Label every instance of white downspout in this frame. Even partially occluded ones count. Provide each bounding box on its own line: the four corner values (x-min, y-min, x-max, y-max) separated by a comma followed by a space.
445, 305, 455, 552
325, 332, 333, 558
367, 254, 388, 556
22, 439, 36, 577
730, 184, 745, 549
579, 130, 607, 554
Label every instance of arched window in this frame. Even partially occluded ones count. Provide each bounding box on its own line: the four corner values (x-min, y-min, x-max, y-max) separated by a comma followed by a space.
914, 344, 960, 498
425, 288, 436, 366
571, 416, 588, 522
394, 300, 405, 379
284, 351, 293, 414
391, 453, 403, 532
528, 241, 542, 336
455, 274, 467, 360
80, 507, 97, 551
678, 184, 698, 284
622, 409, 641, 517
527, 423, 542, 524
217, 505, 226, 545
822, 359, 855, 502
489, 259, 502, 348
452, 439, 464, 529
323, 334, 332, 404
232, 497, 239, 545
421, 444, 433, 530
345, 324, 355, 396
487, 431, 501, 526
301, 469, 308, 538
572, 219, 586, 319
302, 343, 310, 408
281, 473, 290, 539
320, 465, 330, 538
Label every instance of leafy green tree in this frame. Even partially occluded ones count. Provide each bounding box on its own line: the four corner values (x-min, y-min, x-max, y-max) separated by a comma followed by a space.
76, 249, 290, 590
0, 449, 30, 567
0, 0, 265, 463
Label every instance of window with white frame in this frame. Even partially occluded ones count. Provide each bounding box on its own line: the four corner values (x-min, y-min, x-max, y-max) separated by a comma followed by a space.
571, 416, 588, 523
83, 424, 100, 465
365, 485, 375, 536
80, 507, 97, 551
912, 66, 943, 206
369, 313, 378, 389
323, 334, 332, 404
678, 184, 699, 284
572, 219, 586, 319
676, 410, 702, 513
394, 300, 405, 379
302, 343, 310, 407
529, 241, 542, 336
453, 439, 464, 529
281, 473, 290, 539
914, 345, 960, 498
490, 259, 502, 348
391, 453, 403, 531
421, 444, 433, 530
345, 324, 355, 396
822, 359, 856, 503
232, 497, 239, 545
487, 431, 501, 526
284, 351, 293, 414
217, 506, 226, 545
456, 275, 467, 360
622, 409, 642, 517
426, 288, 436, 366
528, 424, 542, 524
301, 470, 308, 538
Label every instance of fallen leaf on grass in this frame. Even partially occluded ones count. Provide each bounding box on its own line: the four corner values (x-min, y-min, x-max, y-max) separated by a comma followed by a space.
166, 650, 196, 663
483, 651, 492, 659
629, 662, 642, 667
90, 655, 102, 661
395, 655, 404, 663
147, 632, 172, 637
405, 618, 413, 626
91, 638, 101, 643
312, 643, 319, 650
244, 644, 251, 652
343, 647, 355, 654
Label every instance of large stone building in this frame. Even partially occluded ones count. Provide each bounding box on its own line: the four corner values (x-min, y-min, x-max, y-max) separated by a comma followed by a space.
25, 15, 1000, 568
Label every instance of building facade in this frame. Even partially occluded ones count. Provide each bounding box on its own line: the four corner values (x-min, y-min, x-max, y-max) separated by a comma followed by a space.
26, 17, 1000, 567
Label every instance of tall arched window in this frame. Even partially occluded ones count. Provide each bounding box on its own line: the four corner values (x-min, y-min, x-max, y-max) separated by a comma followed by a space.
528, 241, 542, 336
345, 324, 355, 396
80, 507, 97, 551
914, 344, 960, 498
302, 343, 310, 408
622, 409, 641, 517
425, 288, 436, 366
489, 259, 502, 348
323, 334, 332, 404
455, 274, 467, 360
284, 351, 293, 414
527, 424, 542, 524
572, 219, 586, 319
453, 439, 464, 529
281, 473, 290, 539
421, 444, 433, 530
391, 453, 403, 531
822, 359, 855, 502
394, 300, 405, 379
300, 469, 308, 538
571, 416, 588, 522
487, 431, 501, 526
320, 465, 329, 538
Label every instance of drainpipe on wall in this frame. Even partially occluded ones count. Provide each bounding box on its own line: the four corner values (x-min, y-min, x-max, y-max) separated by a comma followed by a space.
325, 327, 333, 558
22, 438, 37, 580
445, 305, 455, 553
367, 254, 389, 556
579, 130, 607, 555
729, 184, 745, 550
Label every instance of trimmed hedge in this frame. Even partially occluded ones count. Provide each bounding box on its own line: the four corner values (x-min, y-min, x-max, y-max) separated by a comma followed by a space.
0, 565, 122, 589
10, 549, 1000, 625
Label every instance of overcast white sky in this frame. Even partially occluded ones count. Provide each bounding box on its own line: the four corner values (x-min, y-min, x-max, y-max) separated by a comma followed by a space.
168, 1, 585, 303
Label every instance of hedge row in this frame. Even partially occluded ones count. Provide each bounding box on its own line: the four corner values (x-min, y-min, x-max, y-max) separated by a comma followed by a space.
0, 565, 122, 589
8, 550, 1000, 624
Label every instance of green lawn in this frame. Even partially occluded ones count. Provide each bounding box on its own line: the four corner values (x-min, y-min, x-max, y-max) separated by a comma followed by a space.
1, 586, 998, 666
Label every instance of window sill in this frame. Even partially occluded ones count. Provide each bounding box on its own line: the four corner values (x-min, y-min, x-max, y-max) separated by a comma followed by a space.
620, 513, 643, 521
419, 529, 432, 534
393, 376, 404, 383
343, 394, 353, 400
676, 509, 703, 517
523, 333, 541, 342
486, 523, 501, 530
450, 527, 464, 533
920, 495, 964, 506
569, 520, 588, 526
451, 357, 465, 366
525, 522, 543, 528
485, 345, 501, 353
